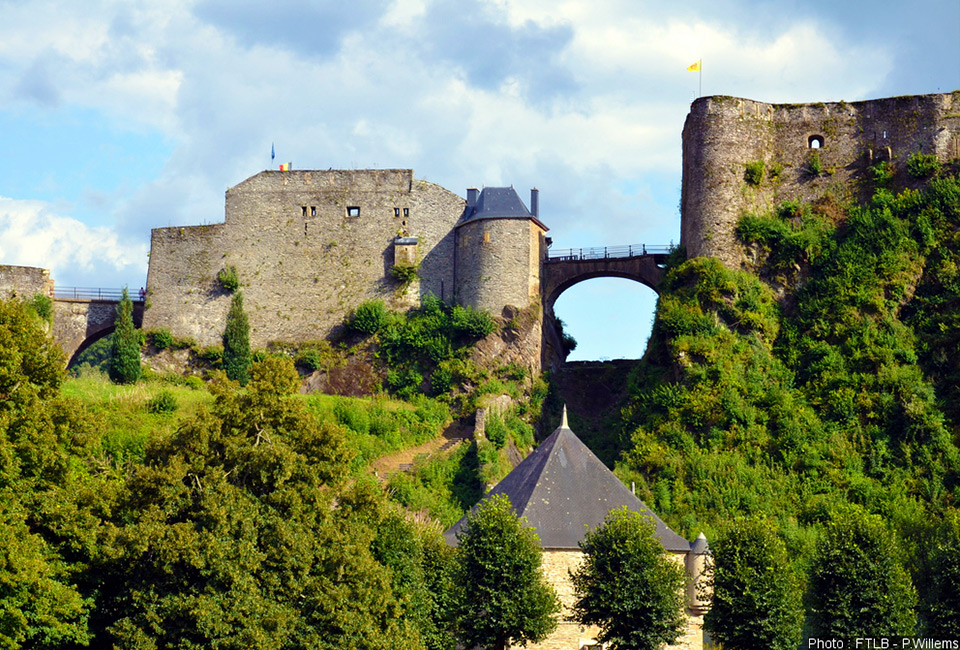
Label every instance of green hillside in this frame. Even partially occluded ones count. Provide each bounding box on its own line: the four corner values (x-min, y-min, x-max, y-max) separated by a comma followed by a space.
613, 165, 960, 629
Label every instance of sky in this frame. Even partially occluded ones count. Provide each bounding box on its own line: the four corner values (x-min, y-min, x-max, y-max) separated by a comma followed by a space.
1, 0, 958, 361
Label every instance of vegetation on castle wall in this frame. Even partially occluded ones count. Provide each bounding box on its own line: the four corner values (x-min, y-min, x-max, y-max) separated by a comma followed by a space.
347, 295, 496, 400
217, 265, 240, 292
616, 169, 960, 633
28, 292, 53, 324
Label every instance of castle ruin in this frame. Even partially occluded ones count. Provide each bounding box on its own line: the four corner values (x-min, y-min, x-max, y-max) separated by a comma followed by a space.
143, 169, 547, 350
681, 92, 960, 269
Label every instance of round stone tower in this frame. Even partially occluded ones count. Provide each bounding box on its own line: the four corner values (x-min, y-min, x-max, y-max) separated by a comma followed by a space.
454, 186, 548, 316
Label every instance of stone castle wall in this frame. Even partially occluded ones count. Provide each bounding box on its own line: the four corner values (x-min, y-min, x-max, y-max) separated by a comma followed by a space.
0, 265, 53, 299
681, 92, 960, 268
455, 218, 546, 317
143, 170, 465, 347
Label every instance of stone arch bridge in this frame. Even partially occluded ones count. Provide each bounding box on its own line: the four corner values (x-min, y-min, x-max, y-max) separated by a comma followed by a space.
50, 288, 144, 366
541, 244, 670, 315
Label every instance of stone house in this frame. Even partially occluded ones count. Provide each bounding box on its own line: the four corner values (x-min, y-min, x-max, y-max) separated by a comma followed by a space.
445, 411, 711, 650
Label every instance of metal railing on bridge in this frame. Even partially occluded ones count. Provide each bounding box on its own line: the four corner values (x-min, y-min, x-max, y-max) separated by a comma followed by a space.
545, 244, 671, 262
54, 287, 144, 302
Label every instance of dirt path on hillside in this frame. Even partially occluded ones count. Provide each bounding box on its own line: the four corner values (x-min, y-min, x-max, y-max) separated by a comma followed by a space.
370, 420, 473, 482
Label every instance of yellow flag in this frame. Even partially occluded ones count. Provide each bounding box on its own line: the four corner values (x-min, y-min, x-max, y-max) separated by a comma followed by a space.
687, 60, 701, 71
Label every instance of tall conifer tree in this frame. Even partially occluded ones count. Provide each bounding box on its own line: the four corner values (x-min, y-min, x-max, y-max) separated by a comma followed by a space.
108, 287, 141, 384
223, 290, 251, 385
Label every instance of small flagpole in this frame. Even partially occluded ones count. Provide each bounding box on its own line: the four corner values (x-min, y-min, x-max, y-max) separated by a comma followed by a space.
699, 60, 702, 98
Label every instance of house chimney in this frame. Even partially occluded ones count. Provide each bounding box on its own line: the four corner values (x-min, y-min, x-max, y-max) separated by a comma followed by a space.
466, 188, 479, 208
530, 187, 539, 218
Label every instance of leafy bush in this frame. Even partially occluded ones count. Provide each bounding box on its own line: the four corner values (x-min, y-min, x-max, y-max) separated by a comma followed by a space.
28, 293, 53, 323
869, 161, 894, 186
349, 299, 389, 335
296, 347, 323, 371
907, 151, 940, 179
450, 305, 495, 339
148, 328, 174, 350
378, 296, 497, 398
485, 413, 508, 449
744, 160, 765, 186
146, 389, 178, 414
217, 266, 240, 292
807, 150, 825, 177
390, 264, 419, 288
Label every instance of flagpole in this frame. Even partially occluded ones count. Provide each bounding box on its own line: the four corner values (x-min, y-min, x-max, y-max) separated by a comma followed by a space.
699, 61, 702, 98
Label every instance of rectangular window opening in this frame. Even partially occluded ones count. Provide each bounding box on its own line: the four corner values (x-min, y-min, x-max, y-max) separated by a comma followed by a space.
310, 206, 317, 217
301, 206, 307, 217
347, 206, 360, 217
403, 208, 409, 217
394, 207, 400, 217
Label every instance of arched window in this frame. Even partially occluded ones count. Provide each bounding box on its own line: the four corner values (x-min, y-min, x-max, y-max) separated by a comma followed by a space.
808, 135, 824, 149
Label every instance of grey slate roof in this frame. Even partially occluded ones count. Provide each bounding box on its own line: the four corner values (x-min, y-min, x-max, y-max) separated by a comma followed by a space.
444, 417, 691, 552
459, 187, 547, 229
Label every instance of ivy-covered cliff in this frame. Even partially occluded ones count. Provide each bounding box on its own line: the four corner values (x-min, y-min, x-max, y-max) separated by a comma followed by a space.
615, 164, 960, 625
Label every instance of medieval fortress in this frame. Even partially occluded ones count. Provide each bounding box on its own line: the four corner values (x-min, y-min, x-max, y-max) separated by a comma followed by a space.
0, 93, 958, 650
143, 170, 547, 349
3, 91, 959, 363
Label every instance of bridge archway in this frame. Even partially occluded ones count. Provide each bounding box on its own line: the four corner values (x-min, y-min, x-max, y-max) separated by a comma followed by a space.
541, 252, 666, 318
550, 277, 660, 361
67, 326, 115, 368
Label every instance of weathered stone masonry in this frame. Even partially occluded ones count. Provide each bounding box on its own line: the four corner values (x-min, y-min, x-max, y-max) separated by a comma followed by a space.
144, 170, 467, 348
681, 92, 960, 269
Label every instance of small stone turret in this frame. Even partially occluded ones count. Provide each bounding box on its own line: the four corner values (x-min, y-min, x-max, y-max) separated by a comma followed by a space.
454, 186, 548, 316
686, 532, 711, 614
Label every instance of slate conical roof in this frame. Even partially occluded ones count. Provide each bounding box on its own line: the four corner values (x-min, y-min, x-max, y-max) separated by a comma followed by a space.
445, 412, 691, 552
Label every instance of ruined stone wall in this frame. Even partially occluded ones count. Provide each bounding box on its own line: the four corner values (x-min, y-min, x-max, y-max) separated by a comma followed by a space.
143, 170, 464, 348
681, 92, 960, 269
0, 265, 53, 299
455, 219, 546, 317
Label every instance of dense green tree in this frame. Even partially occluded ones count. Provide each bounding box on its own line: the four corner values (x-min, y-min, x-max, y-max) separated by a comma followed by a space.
704, 518, 803, 650
919, 510, 960, 637
570, 508, 686, 650
453, 494, 559, 650
91, 357, 432, 649
108, 287, 141, 384
222, 290, 251, 385
807, 511, 917, 636
0, 299, 98, 649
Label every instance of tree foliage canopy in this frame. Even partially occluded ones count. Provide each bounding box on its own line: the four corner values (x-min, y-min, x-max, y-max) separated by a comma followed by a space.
807, 510, 917, 637
704, 517, 803, 650
570, 508, 686, 650
453, 494, 559, 650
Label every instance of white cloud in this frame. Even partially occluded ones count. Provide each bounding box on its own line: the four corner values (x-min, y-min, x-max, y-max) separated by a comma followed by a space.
0, 197, 147, 286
